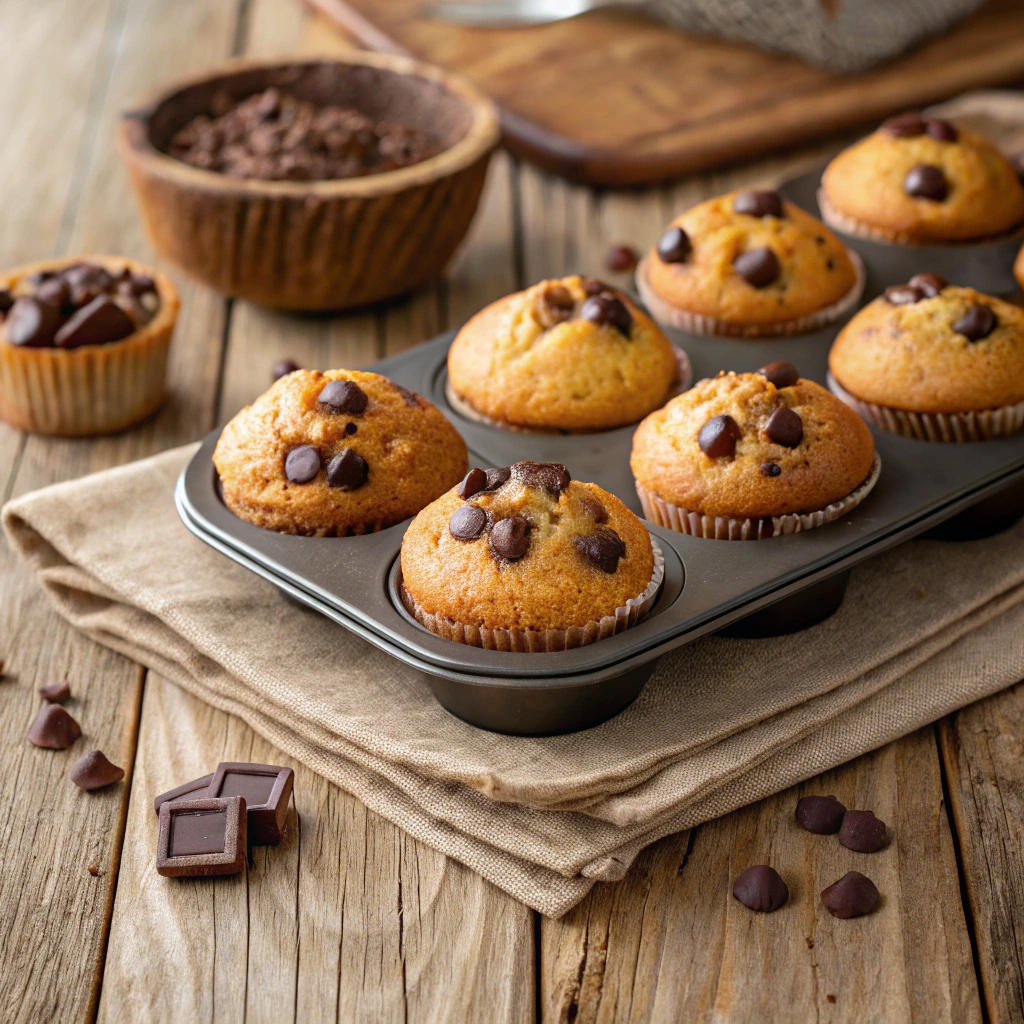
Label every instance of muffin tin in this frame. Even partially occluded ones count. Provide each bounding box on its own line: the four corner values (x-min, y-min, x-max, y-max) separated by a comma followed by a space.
176, 161, 1024, 736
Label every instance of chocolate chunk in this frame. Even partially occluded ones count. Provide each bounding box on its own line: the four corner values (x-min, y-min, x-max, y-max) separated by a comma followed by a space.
449, 504, 487, 541
764, 406, 803, 448
485, 466, 511, 491
953, 304, 996, 342
733, 865, 789, 913
40, 679, 71, 704
884, 284, 925, 305
796, 794, 847, 834
758, 360, 799, 389
908, 272, 947, 298
733, 190, 784, 218
760, 461, 781, 477
154, 773, 214, 814
27, 703, 81, 749
70, 749, 125, 790
326, 449, 368, 490
904, 164, 948, 201
581, 277, 611, 296
698, 414, 742, 459
156, 796, 247, 877
512, 461, 571, 497
284, 445, 321, 484
127, 273, 157, 296
605, 244, 639, 273
64, 264, 114, 307
208, 762, 294, 845
35, 276, 70, 309
882, 112, 926, 138
272, 358, 300, 381
577, 492, 609, 524
489, 516, 531, 561
5, 297, 61, 347
54, 296, 136, 349
318, 379, 368, 416
580, 293, 633, 336
0, 289, 14, 314
534, 283, 576, 328
926, 117, 958, 142
656, 226, 691, 264
574, 529, 626, 573
838, 809, 889, 852
733, 247, 780, 288
457, 467, 487, 500
821, 871, 879, 919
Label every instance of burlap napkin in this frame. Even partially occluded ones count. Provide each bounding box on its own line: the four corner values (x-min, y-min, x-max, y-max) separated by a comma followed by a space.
4, 443, 1024, 917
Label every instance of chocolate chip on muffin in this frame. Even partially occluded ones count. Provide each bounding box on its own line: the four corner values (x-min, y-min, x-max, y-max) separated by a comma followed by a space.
580, 292, 633, 337
698, 414, 742, 459
733, 247, 780, 288
763, 406, 803, 448
904, 164, 948, 202
758, 360, 799, 389
512, 460, 571, 497
489, 516, 531, 561
449, 504, 487, 541
733, 190, 784, 218
953, 304, 996, 342
326, 448, 368, 490
908, 272, 946, 298
574, 528, 626, 573
656, 226, 691, 264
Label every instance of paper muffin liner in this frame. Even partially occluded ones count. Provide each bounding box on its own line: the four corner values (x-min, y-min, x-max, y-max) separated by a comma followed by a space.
827, 372, 1024, 443
634, 247, 865, 339
0, 256, 179, 436
635, 454, 881, 540
400, 537, 666, 652
444, 345, 692, 434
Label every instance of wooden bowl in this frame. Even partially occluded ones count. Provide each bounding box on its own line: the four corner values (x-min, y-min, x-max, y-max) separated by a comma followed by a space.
118, 54, 500, 311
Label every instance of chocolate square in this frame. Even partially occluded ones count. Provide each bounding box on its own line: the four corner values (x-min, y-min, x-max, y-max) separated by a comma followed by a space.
153, 772, 214, 815
156, 796, 247, 878
208, 762, 294, 845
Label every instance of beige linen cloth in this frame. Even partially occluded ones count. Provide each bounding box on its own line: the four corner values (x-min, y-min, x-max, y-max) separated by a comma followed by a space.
5, 443, 1024, 917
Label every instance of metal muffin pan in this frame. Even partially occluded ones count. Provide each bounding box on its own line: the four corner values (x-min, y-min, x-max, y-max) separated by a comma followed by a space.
176, 164, 1024, 735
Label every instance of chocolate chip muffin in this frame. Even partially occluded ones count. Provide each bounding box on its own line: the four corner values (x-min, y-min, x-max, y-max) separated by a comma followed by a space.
828, 275, 1024, 441
400, 461, 663, 650
0, 256, 178, 436
820, 113, 1024, 244
636, 189, 863, 338
446, 276, 683, 431
631, 365, 879, 539
214, 369, 468, 536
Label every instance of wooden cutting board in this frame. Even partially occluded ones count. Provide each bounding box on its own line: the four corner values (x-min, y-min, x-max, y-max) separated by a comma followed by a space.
306, 0, 1024, 186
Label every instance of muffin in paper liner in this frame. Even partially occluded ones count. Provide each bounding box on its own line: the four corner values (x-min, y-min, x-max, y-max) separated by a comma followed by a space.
827, 372, 1024, 443
400, 538, 666, 652
0, 256, 179, 436
634, 247, 865, 339
635, 455, 881, 541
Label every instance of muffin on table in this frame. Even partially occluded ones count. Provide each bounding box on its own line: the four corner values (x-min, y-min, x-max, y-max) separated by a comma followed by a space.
819, 112, 1024, 244
635, 188, 864, 338
631, 364, 879, 540
828, 274, 1024, 441
446, 275, 683, 432
400, 460, 663, 651
214, 369, 468, 536
0, 256, 179, 436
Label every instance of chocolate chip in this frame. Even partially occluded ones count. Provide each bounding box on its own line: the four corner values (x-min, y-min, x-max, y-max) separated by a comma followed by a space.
534, 283, 576, 328
733, 190, 784, 218
458, 468, 488, 500
391, 382, 422, 407
733, 247, 780, 288
656, 226, 691, 264
326, 449, 368, 490
838, 809, 888, 852
318, 379, 368, 415
882, 112, 926, 138
926, 117, 958, 142
272, 358, 300, 381
953, 304, 996, 342
0, 289, 14, 313
64, 263, 113, 307
577, 492, 609, 524
821, 871, 879, 919
796, 795, 847, 834
489, 516, 531, 561
580, 293, 632, 336
5, 297, 61, 347
449, 504, 487, 541
581, 278, 611, 296
574, 528, 626, 574
40, 680, 71, 704
128, 273, 157, 296
884, 284, 925, 305
764, 406, 803, 448
485, 467, 511, 491
284, 445, 320, 484
760, 461, 781, 477
698, 414, 742, 459
35, 276, 70, 309
54, 296, 136, 349
904, 164, 948, 201
28, 703, 81, 749
70, 749, 125, 790
908, 272, 947, 298
758, 360, 799, 389
733, 865, 789, 913
605, 244, 639, 273
344, 422, 357, 435
512, 461, 571, 497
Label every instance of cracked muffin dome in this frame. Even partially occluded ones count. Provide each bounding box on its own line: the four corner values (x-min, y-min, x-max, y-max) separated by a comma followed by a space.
820, 112, 1024, 244
400, 461, 660, 649
214, 368, 468, 536
446, 275, 679, 431
637, 188, 862, 337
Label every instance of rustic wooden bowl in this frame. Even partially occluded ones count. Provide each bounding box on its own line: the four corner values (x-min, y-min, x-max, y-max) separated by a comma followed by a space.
118, 54, 500, 311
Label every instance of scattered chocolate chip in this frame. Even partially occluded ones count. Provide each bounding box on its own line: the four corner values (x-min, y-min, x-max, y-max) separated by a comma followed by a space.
391, 382, 422, 407
821, 871, 879, 919
904, 164, 948, 201
760, 461, 782, 477
908, 272, 947, 298
838, 809, 888, 852
534, 283, 576, 328
54, 296, 136, 349
796, 795, 847, 834
953, 304, 996, 342
326, 449, 368, 490
128, 273, 156, 296
5, 297, 61, 346
882, 112, 926, 138
758, 360, 799, 389
318, 379, 368, 416
449, 504, 487, 541
656, 226, 691, 264
484, 467, 511, 491
35, 276, 70, 309
580, 293, 632, 336
698, 414, 742, 459
489, 516, 531, 561
733, 190, 784, 218
926, 117, 958, 142
344, 422, 357, 435
28, 703, 81, 749
284, 445, 321, 484
605, 244, 639, 273
64, 264, 114, 307
581, 277, 611, 296
40, 680, 71, 704
733, 247, 780, 288
70, 749, 125, 790
733, 865, 789, 913
0, 289, 14, 314
272, 358, 300, 381
885, 284, 925, 306
764, 406, 803, 448
574, 529, 626, 574
512, 461, 571, 497
87, 864, 100, 877
577, 492, 608, 524
458, 468, 488, 500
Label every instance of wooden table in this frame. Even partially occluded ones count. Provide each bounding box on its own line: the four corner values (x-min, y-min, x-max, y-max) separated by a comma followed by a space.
1, 2, 1022, 1021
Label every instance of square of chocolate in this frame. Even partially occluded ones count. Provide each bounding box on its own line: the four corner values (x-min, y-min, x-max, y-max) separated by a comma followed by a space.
153, 772, 214, 815
208, 763, 294, 845
156, 796, 247, 878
